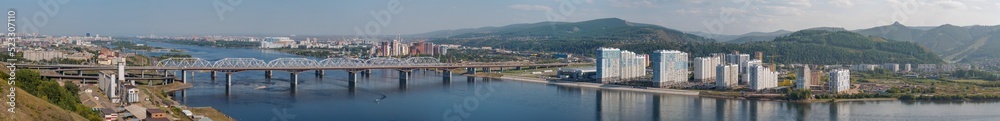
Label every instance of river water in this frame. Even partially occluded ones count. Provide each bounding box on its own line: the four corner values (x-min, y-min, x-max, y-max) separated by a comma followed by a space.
132, 41, 1000, 121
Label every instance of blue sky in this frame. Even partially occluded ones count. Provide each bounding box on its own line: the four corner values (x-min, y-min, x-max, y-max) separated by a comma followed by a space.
3, 0, 999, 36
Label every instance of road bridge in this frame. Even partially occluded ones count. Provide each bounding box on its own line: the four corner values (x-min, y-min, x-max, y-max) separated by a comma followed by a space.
17, 57, 571, 90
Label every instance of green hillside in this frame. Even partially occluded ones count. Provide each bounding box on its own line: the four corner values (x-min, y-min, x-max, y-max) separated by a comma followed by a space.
856, 22, 1000, 63
445, 18, 714, 42
434, 21, 944, 64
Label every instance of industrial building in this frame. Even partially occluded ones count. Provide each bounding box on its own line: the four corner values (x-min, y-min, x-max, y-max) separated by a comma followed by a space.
557, 67, 597, 81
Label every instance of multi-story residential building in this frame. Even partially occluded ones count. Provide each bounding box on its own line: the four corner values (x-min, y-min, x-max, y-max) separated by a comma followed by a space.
796, 65, 811, 89
651, 50, 688, 87
830, 69, 851, 93
881, 63, 900, 72
725, 53, 750, 65
749, 64, 778, 91
810, 70, 825, 86
597, 48, 622, 83
903, 64, 912, 72
716, 64, 739, 89
693, 56, 721, 81
741, 59, 762, 83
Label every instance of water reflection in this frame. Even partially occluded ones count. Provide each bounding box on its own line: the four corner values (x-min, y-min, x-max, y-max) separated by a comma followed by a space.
597, 90, 652, 121
590, 90, 864, 121
830, 102, 850, 121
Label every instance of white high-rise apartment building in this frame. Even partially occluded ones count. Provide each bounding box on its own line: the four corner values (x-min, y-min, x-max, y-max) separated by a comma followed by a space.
749, 64, 778, 91
694, 56, 721, 81
651, 50, 688, 87
715, 64, 739, 89
597, 48, 622, 83
741, 59, 762, 83
830, 69, 851, 93
597, 48, 647, 83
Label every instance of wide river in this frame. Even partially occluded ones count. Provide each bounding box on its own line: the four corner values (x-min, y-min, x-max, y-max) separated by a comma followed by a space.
130, 41, 1000, 121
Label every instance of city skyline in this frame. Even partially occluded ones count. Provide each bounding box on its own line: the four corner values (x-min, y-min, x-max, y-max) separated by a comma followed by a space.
3, 0, 1000, 36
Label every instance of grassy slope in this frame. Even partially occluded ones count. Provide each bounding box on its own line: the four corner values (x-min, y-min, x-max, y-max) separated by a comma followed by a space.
0, 82, 89, 121
0, 64, 88, 121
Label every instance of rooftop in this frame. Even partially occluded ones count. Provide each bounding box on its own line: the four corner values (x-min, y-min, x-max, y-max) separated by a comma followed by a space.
147, 109, 166, 114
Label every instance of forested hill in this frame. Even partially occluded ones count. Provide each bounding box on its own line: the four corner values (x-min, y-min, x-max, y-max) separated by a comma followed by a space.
431, 18, 944, 64
610, 30, 942, 64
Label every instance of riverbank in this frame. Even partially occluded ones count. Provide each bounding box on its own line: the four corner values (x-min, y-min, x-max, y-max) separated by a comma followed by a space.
476, 74, 700, 96
475, 70, 908, 103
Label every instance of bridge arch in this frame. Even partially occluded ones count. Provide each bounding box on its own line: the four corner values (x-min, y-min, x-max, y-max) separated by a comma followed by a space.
213, 58, 267, 68
318, 58, 367, 67
366, 57, 407, 66
267, 58, 319, 67
405, 57, 441, 66
156, 58, 212, 67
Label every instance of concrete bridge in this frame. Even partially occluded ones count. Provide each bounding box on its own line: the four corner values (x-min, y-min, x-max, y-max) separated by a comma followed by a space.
17, 57, 570, 89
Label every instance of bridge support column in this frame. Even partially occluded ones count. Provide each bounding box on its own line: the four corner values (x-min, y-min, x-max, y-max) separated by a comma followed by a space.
347, 71, 358, 88
442, 70, 452, 82
265, 70, 272, 78
290, 72, 299, 88
498, 67, 504, 72
315, 70, 325, 77
482, 67, 489, 73
225, 72, 233, 89
77, 70, 82, 76
179, 70, 186, 83
516, 66, 522, 70
211, 71, 218, 80
398, 70, 410, 84
466, 67, 476, 74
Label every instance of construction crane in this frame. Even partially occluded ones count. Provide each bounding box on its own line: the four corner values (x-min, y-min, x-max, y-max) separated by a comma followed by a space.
765, 54, 782, 70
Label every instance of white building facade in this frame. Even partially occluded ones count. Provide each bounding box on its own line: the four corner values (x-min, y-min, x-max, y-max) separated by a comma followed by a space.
715, 64, 739, 89
749, 64, 778, 91
597, 48, 622, 83
693, 56, 721, 81
830, 69, 851, 93
651, 50, 688, 87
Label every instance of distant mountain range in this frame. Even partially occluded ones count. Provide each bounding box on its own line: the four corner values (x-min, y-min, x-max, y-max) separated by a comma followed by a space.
855, 22, 1000, 63
425, 18, 946, 64
419, 18, 712, 43
688, 21, 1000, 63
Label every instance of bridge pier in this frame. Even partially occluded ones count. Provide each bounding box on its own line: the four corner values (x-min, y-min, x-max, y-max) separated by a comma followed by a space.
466, 67, 476, 74
347, 71, 358, 88
290, 72, 299, 89
179, 70, 187, 83
498, 67, 504, 72
225, 72, 233, 89
77, 70, 83, 76
315, 70, 325, 77
398, 70, 410, 84
265, 70, 272, 78
211, 71, 218, 80
442, 70, 452, 82
482, 67, 489, 73
515, 66, 522, 70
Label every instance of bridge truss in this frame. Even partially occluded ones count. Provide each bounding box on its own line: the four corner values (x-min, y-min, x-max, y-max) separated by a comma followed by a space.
155, 57, 444, 68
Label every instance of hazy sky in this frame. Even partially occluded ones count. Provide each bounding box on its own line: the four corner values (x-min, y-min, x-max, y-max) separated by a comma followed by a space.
3, 0, 1000, 36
